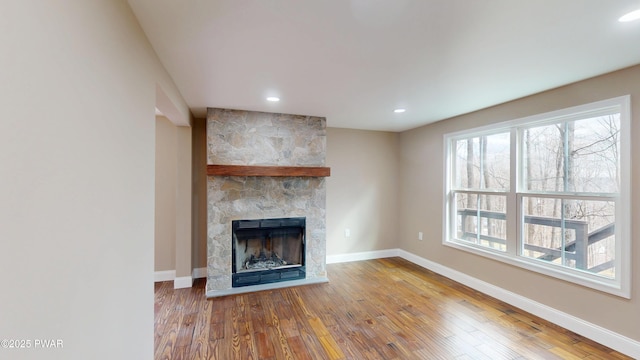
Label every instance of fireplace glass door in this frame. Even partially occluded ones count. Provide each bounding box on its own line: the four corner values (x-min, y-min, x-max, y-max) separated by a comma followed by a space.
232, 217, 305, 287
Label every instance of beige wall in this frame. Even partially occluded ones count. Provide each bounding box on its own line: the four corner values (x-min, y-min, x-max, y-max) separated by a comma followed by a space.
155, 116, 178, 271
398, 64, 640, 342
175, 125, 192, 279
155, 116, 193, 278
0, 1, 189, 359
326, 128, 400, 255
192, 118, 208, 269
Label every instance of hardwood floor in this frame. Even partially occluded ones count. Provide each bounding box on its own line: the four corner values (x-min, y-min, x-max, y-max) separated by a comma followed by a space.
155, 258, 631, 359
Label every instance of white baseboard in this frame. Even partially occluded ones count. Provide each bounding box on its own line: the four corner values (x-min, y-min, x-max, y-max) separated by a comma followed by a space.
326, 249, 400, 264
154, 268, 204, 287
173, 276, 193, 289
154, 270, 175, 282
192, 267, 207, 279
395, 249, 640, 359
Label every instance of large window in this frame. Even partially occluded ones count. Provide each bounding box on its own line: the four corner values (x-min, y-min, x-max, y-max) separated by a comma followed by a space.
444, 96, 630, 297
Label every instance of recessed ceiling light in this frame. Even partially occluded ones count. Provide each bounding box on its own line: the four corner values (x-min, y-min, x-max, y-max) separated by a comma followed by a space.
394, 108, 406, 113
619, 9, 640, 22
266, 97, 280, 102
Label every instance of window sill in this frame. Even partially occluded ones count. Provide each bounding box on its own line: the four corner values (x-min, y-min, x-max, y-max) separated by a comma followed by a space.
443, 239, 629, 299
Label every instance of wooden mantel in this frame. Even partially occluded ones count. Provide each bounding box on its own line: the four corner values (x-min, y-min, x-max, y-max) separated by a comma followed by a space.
207, 164, 331, 177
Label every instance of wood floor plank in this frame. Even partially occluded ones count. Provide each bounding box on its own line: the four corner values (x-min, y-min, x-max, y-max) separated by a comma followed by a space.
284, 335, 313, 360
155, 258, 632, 360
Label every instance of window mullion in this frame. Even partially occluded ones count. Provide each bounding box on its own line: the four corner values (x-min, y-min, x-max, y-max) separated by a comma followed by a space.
506, 128, 518, 256
475, 195, 481, 245
560, 198, 567, 267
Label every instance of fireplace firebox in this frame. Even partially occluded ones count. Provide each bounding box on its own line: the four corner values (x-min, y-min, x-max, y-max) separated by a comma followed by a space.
232, 217, 306, 287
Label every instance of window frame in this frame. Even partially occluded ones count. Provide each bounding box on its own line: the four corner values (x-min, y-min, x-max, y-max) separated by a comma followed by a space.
443, 96, 631, 298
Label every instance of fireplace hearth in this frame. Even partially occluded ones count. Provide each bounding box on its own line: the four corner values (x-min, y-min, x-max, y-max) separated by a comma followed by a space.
232, 217, 306, 287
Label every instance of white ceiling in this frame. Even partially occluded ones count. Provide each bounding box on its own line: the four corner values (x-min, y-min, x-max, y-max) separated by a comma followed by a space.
128, 0, 640, 132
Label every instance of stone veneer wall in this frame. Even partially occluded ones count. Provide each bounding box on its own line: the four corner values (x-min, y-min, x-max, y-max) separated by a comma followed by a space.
207, 108, 326, 166
206, 108, 327, 294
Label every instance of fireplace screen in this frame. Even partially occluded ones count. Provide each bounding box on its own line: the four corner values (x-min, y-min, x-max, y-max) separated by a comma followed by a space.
232, 217, 305, 287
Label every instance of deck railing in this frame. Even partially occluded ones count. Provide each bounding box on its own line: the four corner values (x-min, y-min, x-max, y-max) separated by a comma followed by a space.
457, 209, 614, 273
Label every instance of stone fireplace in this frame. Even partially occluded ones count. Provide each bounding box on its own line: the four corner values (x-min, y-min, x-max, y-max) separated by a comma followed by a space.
206, 108, 329, 297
